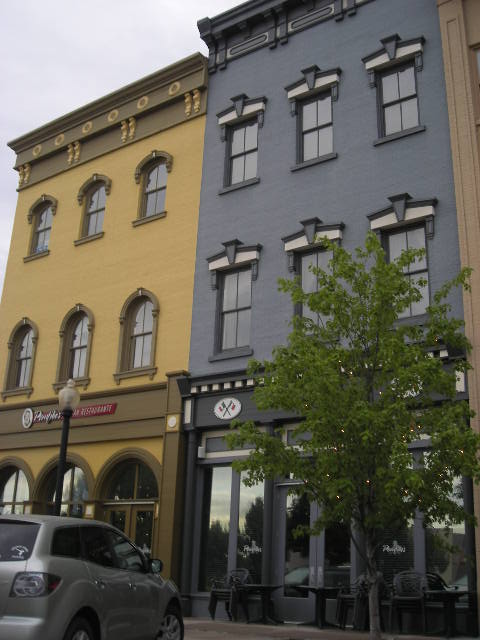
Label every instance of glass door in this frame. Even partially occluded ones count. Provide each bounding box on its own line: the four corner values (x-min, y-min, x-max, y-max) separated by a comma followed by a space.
273, 484, 316, 622
105, 505, 155, 556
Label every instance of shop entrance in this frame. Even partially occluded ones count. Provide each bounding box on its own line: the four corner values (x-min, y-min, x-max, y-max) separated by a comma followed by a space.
101, 459, 158, 556
272, 482, 351, 622
105, 504, 155, 555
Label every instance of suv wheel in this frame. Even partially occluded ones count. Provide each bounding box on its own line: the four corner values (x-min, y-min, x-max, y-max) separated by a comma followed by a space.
63, 616, 95, 640
157, 604, 184, 640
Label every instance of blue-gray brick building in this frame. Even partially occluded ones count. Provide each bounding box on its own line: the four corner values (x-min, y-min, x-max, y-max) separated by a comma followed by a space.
178, 0, 476, 626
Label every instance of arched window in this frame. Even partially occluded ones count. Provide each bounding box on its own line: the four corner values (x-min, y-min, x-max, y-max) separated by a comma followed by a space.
2, 319, 38, 399
143, 164, 167, 218
84, 184, 106, 236
54, 305, 94, 391
0, 467, 29, 514
133, 151, 172, 225
70, 314, 89, 378
25, 196, 57, 259
102, 459, 158, 553
114, 289, 159, 383
75, 174, 111, 243
131, 299, 154, 369
45, 464, 88, 517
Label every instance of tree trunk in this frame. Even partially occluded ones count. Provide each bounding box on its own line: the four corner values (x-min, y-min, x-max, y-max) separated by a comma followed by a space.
366, 535, 383, 640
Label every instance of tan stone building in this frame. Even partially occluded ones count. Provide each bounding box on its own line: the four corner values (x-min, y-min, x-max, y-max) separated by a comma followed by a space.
0, 53, 207, 582
437, 0, 480, 610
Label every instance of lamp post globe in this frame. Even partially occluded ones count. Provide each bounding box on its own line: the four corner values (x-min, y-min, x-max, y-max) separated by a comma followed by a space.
54, 380, 80, 516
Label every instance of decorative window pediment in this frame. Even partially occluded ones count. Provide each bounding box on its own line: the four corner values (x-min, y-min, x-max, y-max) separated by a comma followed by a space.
362, 34, 425, 87
2, 318, 38, 399
134, 151, 173, 184
285, 65, 341, 115
77, 174, 112, 205
28, 195, 57, 223
217, 94, 267, 140
282, 218, 344, 272
367, 193, 437, 238
207, 239, 262, 289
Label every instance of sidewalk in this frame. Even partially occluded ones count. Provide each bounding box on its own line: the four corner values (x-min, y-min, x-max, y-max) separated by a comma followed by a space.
183, 618, 445, 640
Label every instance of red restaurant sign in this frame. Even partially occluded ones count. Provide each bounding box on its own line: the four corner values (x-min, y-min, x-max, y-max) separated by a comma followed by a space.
22, 403, 117, 429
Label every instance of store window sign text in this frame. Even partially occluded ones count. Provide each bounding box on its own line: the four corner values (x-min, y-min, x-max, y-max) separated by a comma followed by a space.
22, 403, 117, 429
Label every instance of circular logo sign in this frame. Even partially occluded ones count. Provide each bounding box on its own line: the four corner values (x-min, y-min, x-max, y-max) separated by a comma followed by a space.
213, 397, 242, 421
22, 408, 34, 430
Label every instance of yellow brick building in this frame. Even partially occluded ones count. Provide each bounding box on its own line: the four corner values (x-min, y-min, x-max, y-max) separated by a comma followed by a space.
0, 53, 207, 582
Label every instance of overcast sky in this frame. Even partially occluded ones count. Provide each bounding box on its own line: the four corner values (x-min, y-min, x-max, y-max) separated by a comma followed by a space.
0, 0, 242, 297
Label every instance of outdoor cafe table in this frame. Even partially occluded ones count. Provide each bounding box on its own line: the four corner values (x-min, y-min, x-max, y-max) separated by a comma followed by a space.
424, 589, 467, 638
293, 585, 341, 628
235, 584, 283, 624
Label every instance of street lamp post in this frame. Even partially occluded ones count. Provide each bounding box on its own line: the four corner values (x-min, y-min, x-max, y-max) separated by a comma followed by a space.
54, 379, 80, 516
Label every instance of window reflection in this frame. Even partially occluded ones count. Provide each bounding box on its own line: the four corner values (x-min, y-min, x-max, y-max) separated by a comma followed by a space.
199, 466, 232, 590
0, 468, 29, 515
48, 465, 88, 517
426, 478, 469, 589
236, 473, 264, 580
284, 493, 310, 597
106, 461, 158, 501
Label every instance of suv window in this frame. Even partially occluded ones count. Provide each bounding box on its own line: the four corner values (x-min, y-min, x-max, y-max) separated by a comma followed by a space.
109, 530, 145, 573
80, 526, 114, 567
51, 526, 81, 558
0, 520, 40, 561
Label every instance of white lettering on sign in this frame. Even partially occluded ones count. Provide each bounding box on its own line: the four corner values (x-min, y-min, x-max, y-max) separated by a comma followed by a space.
213, 397, 242, 420
382, 540, 406, 555
21, 403, 117, 427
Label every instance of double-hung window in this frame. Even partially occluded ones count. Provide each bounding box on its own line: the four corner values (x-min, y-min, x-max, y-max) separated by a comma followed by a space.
217, 94, 266, 192
300, 249, 331, 325
85, 185, 106, 236
32, 205, 53, 254
387, 226, 429, 318
362, 34, 425, 144
228, 122, 258, 186
300, 94, 333, 163
379, 63, 419, 137
220, 268, 252, 351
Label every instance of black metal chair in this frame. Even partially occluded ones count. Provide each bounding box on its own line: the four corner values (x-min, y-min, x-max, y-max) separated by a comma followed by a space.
208, 568, 252, 621
389, 570, 428, 633
337, 575, 368, 630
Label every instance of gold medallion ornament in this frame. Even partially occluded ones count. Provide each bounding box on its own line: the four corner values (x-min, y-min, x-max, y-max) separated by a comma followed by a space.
168, 81, 181, 96
107, 109, 119, 123
32, 144, 42, 157
82, 121, 93, 134
54, 133, 65, 146
137, 95, 149, 110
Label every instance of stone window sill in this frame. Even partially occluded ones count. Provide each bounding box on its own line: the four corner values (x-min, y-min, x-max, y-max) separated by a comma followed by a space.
218, 178, 260, 195
113, 366, 157, 383
209, 347, 253, 362
53, 377, 90, 392
132, 211, 167, 227
291, 152, 337, 172
374, 125, 425, 146
24, 250, 49, 263
1, 386, 33, 400
74, 232, 104, 246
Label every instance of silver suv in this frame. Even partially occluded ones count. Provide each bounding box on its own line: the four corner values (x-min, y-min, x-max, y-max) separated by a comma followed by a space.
0, 514, 183, 640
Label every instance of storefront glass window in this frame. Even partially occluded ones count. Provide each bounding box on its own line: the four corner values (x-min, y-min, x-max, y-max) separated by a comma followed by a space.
106, 461, 158, 501
284, 493, 310, 596
47, 465, 88, 517
426, 478, 468, 589
0, 468, 29, 514
199, 466, 232, 590
375, 523, 414, 586
236, 473, 264, 580
324, 523, 351, 587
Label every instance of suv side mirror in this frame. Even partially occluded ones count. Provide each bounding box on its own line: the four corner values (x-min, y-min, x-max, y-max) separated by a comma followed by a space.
149, 558, 163, 574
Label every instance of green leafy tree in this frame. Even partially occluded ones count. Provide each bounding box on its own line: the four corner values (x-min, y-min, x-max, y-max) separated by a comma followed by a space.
228, 232, 480, 640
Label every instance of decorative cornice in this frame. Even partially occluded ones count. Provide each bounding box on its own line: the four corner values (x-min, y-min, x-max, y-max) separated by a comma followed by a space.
362, 34, 425, 86
285, 66, 342, 114
282, 219, 345, 271
198, 0, 374, 73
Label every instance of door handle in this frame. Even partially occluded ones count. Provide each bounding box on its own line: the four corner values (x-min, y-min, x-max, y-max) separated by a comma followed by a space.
128, 581, 137, 590
94, 578, 106, 589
